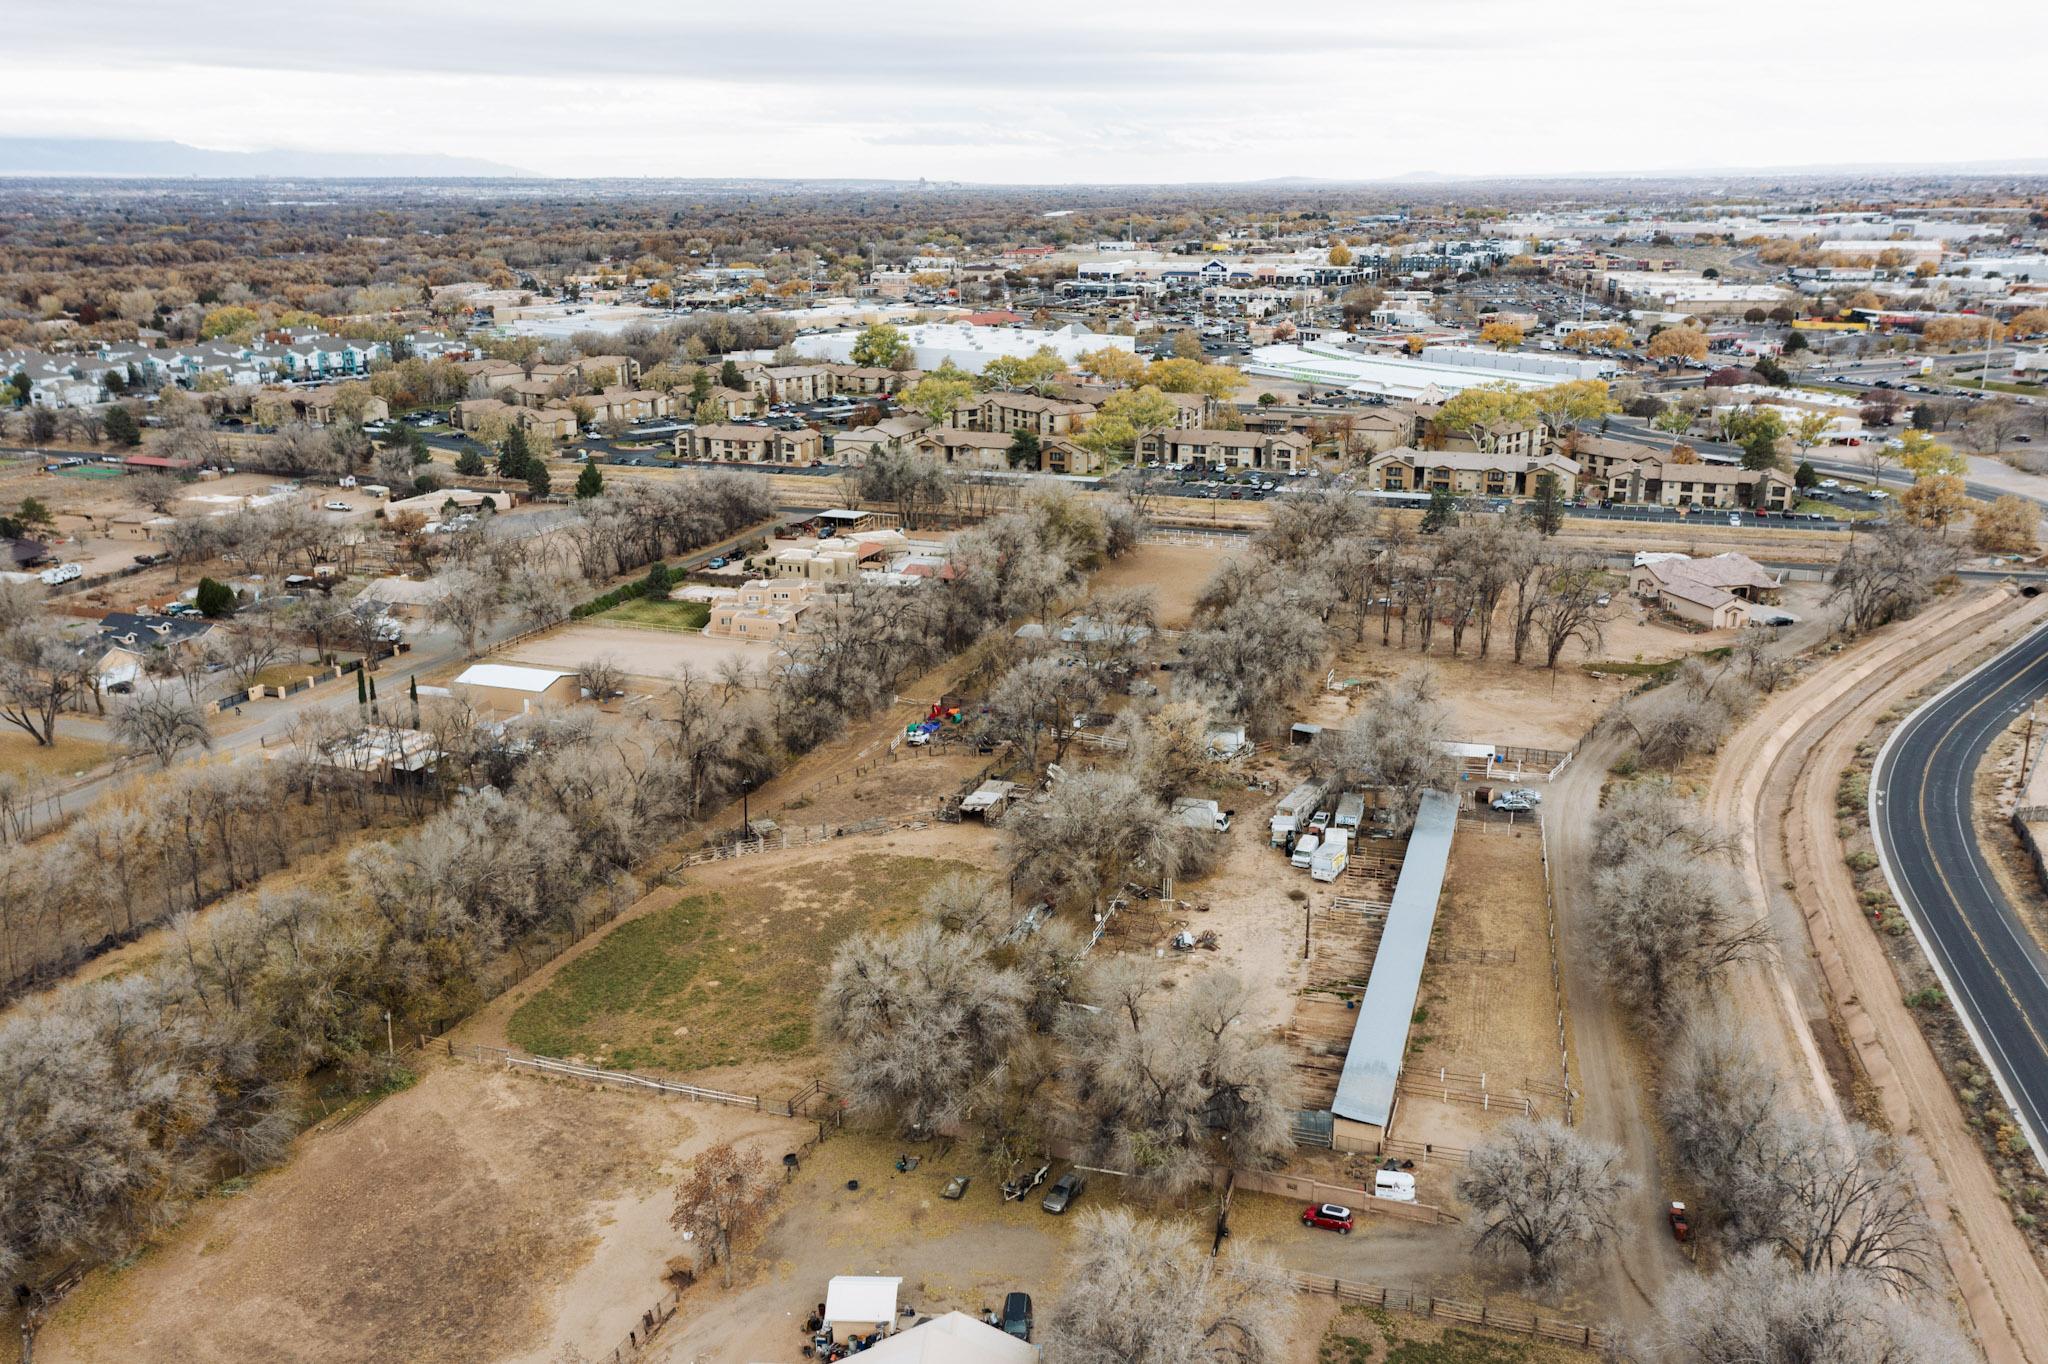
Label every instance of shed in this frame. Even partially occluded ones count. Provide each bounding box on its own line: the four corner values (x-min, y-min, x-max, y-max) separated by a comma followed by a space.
824, 1275, 903, 1337
856, 1311, 1036, 1363
959, 780, 1022, 820
1290, 722, 1323, 746
452, 663, 580, 713
1331, 789, 1458, 1147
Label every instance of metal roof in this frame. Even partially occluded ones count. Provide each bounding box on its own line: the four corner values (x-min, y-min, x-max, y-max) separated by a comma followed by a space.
1331, 789, 1458, 1128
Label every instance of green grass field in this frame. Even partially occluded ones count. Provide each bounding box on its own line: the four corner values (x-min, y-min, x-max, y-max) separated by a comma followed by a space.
597, 597, 711, 632
507, 853, 978, 1073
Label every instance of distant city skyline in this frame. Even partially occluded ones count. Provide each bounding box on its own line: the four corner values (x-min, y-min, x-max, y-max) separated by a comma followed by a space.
4, 0, 2043, 183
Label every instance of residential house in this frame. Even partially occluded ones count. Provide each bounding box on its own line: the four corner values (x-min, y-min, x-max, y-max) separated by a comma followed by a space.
1364, 446, 1580, 499
1629, 552, 1782, 629
705, 579, 822, 641
682, 423, 823, 465
1139, 428, 1308, 473
93, 612, 216, 688
1603, 458, 1795, 512
4, 537, 49, 571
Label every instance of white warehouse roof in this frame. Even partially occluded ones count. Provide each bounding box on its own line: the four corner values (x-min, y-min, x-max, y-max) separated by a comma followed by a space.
453, 664, 576, 693
794, 323, 1132, 376
1246, 340, 1599, 399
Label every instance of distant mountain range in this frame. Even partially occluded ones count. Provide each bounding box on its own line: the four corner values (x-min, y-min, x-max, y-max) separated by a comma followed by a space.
0, 137, 530, 179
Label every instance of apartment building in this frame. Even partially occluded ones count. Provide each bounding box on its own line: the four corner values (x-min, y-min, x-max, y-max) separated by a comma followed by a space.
1364, 446, 1580, 499
681, 423, 824, 465
1139, 428, 1308, 473
945, 392, 1093, 437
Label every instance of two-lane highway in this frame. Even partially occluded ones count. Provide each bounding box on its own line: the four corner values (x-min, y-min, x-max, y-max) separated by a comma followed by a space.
1872, 620, 2048, 1159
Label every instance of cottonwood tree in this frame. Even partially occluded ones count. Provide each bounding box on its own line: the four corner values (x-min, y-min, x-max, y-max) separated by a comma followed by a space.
1612, 658, 1761, 769
425, 567, 503, 655
0, 616, 95, 746
1040, 1209, 1293, 1364
1062, 966, 1299, 1196
818, 920, 1030, 1134
111, 694, 214, 768
1311, 669, 1454, 834
1177, 588, 1327, 727
576, 655, 625, 702
1829, 522, 1957, 634
1531, 551, 1609, 668
1744, 1117, 1937, 1291
668, 1140, 777, 1288
1655, 1250, 1971, 1364
1006, 769, 1208, 920
1588, 840, 1769, 1021
206, 615, 293, 691
985, 653, 1104, 765
1455, 1117, 1632, 1285
1659, 1009, 1786, 1233
128, 470, 186, 514
1972, 494, 2039, 553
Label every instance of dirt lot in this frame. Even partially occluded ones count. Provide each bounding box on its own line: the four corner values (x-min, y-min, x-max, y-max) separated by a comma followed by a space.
1086, 539, 1241, 629
499, 621, 780, 688
1399, 824, 1572, 1153
34, 1060, 797, 1364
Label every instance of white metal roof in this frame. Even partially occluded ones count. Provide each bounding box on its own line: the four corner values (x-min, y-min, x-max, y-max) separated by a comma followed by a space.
825, 1275, 902, 1326
454, 663, 576, 693
857, 1312, 1036, 1364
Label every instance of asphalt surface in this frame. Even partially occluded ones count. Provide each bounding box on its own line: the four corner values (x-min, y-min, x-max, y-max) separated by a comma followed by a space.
1872, 619, 2048, 1159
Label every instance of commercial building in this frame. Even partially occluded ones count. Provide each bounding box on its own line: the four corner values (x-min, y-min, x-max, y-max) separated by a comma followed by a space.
792, 322, 1133, 376
1245, 339, 1606, 401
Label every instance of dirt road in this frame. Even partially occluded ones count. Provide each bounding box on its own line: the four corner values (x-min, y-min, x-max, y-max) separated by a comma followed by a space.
1542, 731, 1691, 1332
1712, 585, 2048, 1364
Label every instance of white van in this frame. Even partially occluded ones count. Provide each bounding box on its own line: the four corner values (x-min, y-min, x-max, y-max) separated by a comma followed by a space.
1290, 833, 1322, 870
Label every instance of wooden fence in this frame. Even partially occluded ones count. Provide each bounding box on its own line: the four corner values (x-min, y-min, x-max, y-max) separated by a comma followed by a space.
449, 1043, 764, 1110
1535, 815, 1579, 1124
1292, 1274, 1613, 1351
1228, 1168, 1455, 1227
665, 815, 931, 871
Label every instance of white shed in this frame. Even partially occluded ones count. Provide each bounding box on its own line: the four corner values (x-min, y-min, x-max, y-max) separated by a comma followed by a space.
824, 1275, 903, 1338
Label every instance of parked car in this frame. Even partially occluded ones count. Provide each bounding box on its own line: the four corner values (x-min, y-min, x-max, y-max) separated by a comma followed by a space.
1042, 1172, 1084, 1214
1491, 794, 1534, 813
1302, 1203, 1355, 1235
1000, 1292, 1033, 1340
324, 500, 351, 511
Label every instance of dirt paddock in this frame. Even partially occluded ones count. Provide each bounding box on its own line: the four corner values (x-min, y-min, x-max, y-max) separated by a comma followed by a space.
35, 1060, 799, 1364
502, 621, 781, 685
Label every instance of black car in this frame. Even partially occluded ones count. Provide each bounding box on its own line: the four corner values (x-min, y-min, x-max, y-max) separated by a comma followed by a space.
1001, 1291, 1033, 1340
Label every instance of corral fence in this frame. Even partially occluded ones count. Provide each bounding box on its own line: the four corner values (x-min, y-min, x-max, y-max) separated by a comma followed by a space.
448, 1043, 764, 1110
665, 815, 931, 871
1292, 1274, 1614, 1351
1535, 816, 1579, 1124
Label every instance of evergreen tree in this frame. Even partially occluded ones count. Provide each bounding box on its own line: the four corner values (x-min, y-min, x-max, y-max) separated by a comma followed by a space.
689, 369, 714, 404
194, 577, 236, 618
1795, 459, 1819, 490
104, 406, 142, 446
575, 461, 604, 499
1529, 473, 1565, 537
644, 561, 672, 597
719, 359, 743, 391
525, 459, 551, 497
454, 448, 486, 476
1420, 488, 1460, 534
498, 426, 532, 480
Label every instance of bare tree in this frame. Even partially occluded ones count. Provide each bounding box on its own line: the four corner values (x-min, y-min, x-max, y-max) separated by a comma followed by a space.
1006, 769, 1208, 920
1588, 839, 1770, 1020
667, 1140, 777, 1288
1659, 1008, 1786, 1234
1310, 669, 1454, 834
1829, 522, 1957, 635
1455, 1117, 1633, 1285
818, 920, 1030, 1133
985, 653, 1104, 765
111, 694, 214, 768
0, 616, 97, 746
424, 567, 503, 656
576, 655, 626, 703
128, 471, 187, 514
1040, 1208, 1294, 1364
1531, 552, 1609, 668
206, 615, 293, 692
1655, 1250, 1971, 1364
1062, 966, 1299, 1196
1966, 398, 2027, 456
1612, 658, 1760, 769
1745, 1118, 1938, 1291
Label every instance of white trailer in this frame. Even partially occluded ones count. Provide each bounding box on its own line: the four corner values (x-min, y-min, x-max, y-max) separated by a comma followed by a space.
1333, 791, 1366, 830
1372, 1169, 1417, 1202
1311, 828, 1352, 882
1271, 780, 1328, 846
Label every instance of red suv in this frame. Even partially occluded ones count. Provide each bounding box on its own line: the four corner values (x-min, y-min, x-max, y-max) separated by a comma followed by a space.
1301, 1203, 1354, 1234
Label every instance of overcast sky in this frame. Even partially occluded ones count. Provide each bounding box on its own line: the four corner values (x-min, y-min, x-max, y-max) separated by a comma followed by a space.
7, 0, 2042, 181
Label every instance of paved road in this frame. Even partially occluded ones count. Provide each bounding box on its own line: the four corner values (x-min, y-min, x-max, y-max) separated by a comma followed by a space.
1872, 620, 2048, 1161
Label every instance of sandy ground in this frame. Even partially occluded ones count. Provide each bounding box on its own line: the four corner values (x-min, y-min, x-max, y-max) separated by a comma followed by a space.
34, 1060, 798, 1364
1400, 823, 1572, 1153
500, 622, 781, 687
1314, 628, 1635, 754
1087, 539, 1242, 629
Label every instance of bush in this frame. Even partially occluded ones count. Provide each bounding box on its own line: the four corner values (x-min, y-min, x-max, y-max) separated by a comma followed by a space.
1844, 850, 1878, 873
1905, 986, 1947, 1009
194, 576, 236, 618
